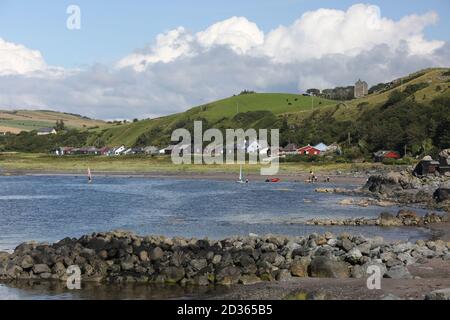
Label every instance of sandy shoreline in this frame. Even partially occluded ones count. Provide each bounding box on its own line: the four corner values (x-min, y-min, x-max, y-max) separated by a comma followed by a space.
1, 169, 368, 184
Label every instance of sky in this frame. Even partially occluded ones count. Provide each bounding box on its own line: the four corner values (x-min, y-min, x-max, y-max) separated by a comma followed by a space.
0, 0, 449, 119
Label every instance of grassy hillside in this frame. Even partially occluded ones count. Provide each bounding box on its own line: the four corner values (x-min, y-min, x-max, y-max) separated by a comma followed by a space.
90, 93, 336, 147
284, 67, 450, 157
0, 110, 107, 133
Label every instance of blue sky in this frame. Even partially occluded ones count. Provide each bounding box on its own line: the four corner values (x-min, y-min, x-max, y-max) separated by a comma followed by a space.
0, 0, 449, 68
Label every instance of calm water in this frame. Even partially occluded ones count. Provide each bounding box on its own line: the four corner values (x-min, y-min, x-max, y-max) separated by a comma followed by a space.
0, 175, 432, 300
0, 175, 431, 252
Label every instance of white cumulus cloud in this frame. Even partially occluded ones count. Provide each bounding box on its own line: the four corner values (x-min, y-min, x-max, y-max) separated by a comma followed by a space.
0, 38, 48, 76
0, 3, 448, 120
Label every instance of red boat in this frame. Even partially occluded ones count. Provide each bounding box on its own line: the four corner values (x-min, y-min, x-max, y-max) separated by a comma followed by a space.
266, 178, 281, 183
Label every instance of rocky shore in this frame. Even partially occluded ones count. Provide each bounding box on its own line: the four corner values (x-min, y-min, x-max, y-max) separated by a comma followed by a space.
306, 210, 449, 227
1, 230, 449, 287
361, 169, 450, 211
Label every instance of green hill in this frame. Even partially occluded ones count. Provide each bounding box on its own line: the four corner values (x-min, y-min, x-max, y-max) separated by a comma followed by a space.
282, 67, 450, 157
88, 93, 336, 147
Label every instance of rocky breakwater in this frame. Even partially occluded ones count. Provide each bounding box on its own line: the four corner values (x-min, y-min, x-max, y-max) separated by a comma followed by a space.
362, 169, 450, 211
1, 230, 449, 286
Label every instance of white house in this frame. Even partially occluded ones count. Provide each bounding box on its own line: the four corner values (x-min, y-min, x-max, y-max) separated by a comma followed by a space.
247, 141, 262, 153
143, 146, 159, 155
314, 143, 329, 152
114, 145, 127, 155
37, 128, 57, 136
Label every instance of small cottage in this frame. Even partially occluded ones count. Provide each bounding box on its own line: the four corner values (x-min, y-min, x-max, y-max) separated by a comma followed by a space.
373, 150, 400, 162
37, 128, 57, 136
297, 145, 321, 156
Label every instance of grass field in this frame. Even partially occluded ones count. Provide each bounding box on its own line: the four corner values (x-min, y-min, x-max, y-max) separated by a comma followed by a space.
0, 110, 107, 133
0, 152, 384, 175
92, 93, 336, 147
189, 93, 336, 122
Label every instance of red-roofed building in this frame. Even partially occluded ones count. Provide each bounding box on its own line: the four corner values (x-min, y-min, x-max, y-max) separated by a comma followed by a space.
297, 145, 321, 156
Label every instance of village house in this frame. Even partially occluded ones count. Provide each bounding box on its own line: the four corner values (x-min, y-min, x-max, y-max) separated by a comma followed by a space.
37, 128, 57, 136
373, 150, 401, 162
314, 143, 329, 152
143, 146, 159, 155
113, 146, 127, 155
354, 79, 368, 98
281, 143, 298, 155
297, 145, 321, 156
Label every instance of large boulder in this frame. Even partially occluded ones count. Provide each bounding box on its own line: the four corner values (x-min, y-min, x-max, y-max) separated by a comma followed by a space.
290, 257, 310, 277
308, 257, 350, 278
385, 266, 412, 279
32, 264, 51, 274
216, 266, 241, 285
433, 188, 450, 202
425, 288, 450, 300
162, 267, 185, 283
363, 171, 418, 194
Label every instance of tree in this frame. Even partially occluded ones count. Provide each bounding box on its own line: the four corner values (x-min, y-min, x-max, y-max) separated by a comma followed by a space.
306, 88, 320, 96
55, 120, 65, 131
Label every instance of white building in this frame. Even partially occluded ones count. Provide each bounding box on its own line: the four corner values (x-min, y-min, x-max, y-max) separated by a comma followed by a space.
37, 128, 57, 136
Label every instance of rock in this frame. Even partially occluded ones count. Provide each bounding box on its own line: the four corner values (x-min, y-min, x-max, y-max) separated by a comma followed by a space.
356, 243, 371, 256
339, 199, 354, 205
0, 252, 10, 262
98, 250, 108, 260
341, 238, 354, 252
190, 259, 208, 271
425, 288, 450, 300
411, 247, 436, 259
276, 269, 292, 281
239, 274, 261, 285
3, 263, 22, 278
345, 248, 362, 264
150, 247, 164, 261
52, 262, 66, 276
162, 267, 185, 283
392, 242, 414, 254
385, 266, 412, 279
290, 257, 310, 277
138, 250, 149, 262
212, 255, 222, 265
379, 212, 402, 227
397, 252, 416, 265
216, 266, 241, 285
433, 188, 450, 202
382, 294, 402, 300
350, 265, 365, 279
32, 264, 51, 274
120, 261, 134, 271
19, 255, 34, 269
260, 243, 277, 252
308, 257, 350, 278
397, 209, 419, 220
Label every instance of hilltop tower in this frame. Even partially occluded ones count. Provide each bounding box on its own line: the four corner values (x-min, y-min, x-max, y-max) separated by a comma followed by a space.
354, 79, 368, 98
